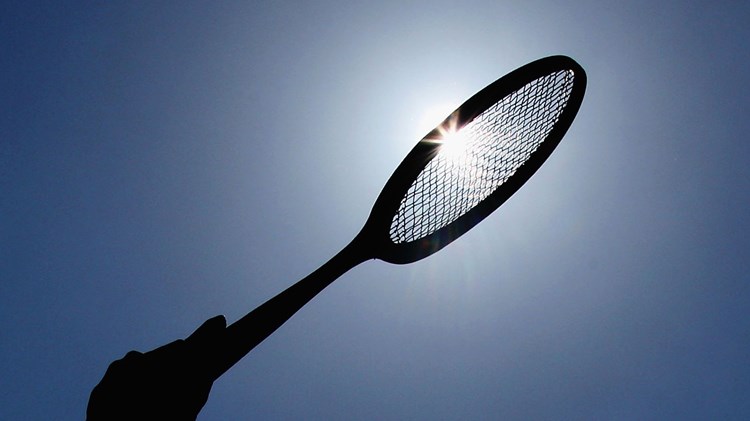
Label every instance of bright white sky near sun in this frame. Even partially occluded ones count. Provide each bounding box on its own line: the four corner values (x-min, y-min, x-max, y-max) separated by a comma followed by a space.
3, 1, 750, 419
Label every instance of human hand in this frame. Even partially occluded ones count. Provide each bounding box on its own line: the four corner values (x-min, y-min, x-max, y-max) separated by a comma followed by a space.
87, 315, 227, 421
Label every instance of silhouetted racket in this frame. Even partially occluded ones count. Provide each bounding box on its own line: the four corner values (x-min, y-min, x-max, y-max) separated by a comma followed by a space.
215, 55, 586, 377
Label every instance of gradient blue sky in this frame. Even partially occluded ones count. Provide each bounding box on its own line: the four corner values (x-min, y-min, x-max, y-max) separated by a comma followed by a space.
3, 1, 750, 419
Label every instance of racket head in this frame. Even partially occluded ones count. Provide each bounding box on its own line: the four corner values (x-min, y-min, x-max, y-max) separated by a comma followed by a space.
360, 55, 587, 264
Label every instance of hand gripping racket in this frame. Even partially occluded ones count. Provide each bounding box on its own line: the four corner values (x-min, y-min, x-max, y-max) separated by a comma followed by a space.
214, 55, 586, 377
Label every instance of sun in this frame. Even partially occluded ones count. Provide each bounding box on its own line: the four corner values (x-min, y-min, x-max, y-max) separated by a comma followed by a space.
416, 103, 457, 139
437, 128, 470, 160
412, 101, 475, 165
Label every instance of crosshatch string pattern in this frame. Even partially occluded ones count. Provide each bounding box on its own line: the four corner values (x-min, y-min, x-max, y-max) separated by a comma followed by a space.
390, 70, 576, 244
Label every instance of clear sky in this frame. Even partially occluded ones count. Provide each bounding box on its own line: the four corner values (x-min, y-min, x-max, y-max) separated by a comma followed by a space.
2, 1, 750, 419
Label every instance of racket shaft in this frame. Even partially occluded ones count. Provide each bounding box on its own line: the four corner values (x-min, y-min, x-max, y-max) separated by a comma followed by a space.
213, 237, 369, 378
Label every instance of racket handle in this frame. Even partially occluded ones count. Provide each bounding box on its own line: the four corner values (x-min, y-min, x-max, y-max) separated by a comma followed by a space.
213, 236, 370, 378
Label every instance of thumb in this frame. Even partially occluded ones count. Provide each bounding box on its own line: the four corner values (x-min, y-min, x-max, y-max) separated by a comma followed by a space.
186, 315, 227, 345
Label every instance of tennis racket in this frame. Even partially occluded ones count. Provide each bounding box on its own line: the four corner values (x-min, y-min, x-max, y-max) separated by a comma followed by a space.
215, 55, 587, 377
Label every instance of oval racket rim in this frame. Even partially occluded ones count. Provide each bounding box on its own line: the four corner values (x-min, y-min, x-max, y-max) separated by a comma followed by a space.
360, 55, 587, 264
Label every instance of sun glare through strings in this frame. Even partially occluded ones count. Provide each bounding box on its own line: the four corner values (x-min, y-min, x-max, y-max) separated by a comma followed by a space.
390, 70, 576, 244
434, 123, 470, 161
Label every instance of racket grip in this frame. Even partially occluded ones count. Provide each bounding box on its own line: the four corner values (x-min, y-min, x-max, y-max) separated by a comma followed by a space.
212, 236, 369, 379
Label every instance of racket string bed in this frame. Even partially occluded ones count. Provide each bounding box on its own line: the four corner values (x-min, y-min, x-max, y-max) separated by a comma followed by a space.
390, 70, 575, 244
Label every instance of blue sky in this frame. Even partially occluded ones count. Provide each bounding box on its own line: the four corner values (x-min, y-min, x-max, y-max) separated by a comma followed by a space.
2, 1, 750, 419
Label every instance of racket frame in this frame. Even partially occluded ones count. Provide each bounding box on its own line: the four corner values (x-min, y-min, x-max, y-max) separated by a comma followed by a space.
361, 55, 587, 264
